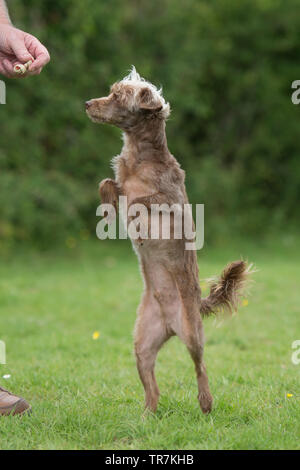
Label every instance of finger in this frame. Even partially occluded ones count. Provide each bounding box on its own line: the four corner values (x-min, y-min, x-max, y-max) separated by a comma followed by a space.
27, 67, 42, 76
29, 49, 50, 72
25, 35, 50, 72
2, 59, 16, 78
0, 62, 10, 78
3, 58, 14, 74
10, 35, 33, 63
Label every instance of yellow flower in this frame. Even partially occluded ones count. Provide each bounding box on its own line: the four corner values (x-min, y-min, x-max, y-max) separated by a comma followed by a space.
287, 393, 293, 398
92, 331, 100, 340
242, 299, 249, 307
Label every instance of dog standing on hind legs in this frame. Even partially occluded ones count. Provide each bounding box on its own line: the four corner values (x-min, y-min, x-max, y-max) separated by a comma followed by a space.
86, 67, 251, 415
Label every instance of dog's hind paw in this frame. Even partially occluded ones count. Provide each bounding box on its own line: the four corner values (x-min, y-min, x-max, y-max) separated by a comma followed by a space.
198, 392, 213, 414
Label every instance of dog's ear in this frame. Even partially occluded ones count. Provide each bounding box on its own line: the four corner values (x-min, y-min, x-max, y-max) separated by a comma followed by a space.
139, 87, 162, 112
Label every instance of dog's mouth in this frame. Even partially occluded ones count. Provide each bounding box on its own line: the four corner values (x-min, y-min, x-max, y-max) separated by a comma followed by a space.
86, 110, 109, 123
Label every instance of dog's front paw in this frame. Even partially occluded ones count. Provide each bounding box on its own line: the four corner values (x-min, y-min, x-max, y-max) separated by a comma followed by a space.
99, 178, 118, 208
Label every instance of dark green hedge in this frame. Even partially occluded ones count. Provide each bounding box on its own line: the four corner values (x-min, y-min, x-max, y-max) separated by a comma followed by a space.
1, 0, 299, 245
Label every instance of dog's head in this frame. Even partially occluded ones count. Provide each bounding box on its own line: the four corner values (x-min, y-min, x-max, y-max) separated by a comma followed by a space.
85, 66, 170, 130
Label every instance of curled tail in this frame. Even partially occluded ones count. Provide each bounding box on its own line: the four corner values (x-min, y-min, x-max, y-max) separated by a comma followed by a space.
199, 260, 252, 317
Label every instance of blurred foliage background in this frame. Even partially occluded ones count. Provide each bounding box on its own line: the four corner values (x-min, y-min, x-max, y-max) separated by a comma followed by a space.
0, 0, 299, 248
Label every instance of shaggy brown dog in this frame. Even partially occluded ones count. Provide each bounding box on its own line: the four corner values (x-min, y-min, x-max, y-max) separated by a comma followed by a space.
86, 67, 251, 414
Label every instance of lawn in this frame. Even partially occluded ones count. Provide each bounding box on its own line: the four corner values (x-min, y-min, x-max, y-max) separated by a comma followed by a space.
0, 237, 299, 450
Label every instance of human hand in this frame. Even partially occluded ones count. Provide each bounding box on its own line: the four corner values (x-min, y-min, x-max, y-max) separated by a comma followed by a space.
0, 23, 50, 78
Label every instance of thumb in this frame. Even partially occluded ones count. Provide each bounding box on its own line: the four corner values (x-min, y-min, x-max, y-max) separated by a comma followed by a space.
11, 35, 32, 63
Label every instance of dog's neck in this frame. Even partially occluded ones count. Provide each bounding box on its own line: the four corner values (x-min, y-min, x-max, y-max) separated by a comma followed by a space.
121, 118, 169, 162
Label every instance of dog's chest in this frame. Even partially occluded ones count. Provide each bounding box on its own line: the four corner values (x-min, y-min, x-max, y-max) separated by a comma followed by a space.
121, 175, 155, 206
114, 156, 158, 205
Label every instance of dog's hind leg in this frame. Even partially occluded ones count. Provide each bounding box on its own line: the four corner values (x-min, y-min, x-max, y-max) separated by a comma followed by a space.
134, 293, 170, 413
174, 271, 213, 414
183, 325, 213, 414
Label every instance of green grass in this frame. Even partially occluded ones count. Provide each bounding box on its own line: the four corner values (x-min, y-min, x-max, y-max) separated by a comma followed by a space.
0, 237, 299, 449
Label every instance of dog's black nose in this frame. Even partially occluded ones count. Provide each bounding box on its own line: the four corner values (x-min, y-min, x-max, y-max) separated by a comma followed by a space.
85, 101, 91, 109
